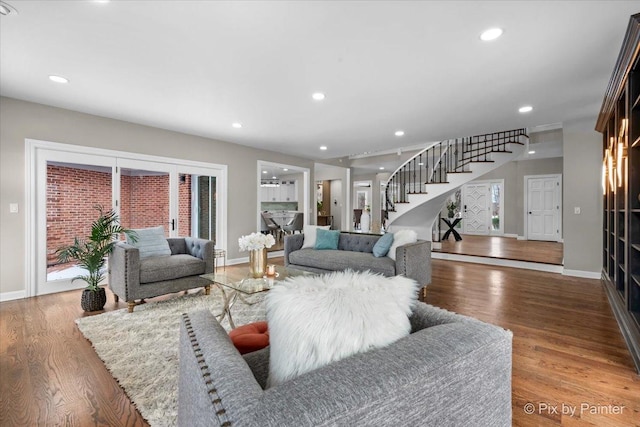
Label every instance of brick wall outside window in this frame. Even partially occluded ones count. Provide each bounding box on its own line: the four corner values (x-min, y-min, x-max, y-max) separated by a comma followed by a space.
47, 165, 192, 267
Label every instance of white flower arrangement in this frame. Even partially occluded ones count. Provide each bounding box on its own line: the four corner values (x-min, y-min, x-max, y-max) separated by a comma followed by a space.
238, 232, 276, 252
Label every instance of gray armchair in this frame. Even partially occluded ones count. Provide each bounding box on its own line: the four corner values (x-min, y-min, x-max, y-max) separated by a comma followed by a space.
178, 303, 513, 426
108, 237, 213, 312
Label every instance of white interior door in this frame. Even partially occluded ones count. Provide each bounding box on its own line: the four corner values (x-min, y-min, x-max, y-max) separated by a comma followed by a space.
463, 183, 490, 235
526, 175, 561, 241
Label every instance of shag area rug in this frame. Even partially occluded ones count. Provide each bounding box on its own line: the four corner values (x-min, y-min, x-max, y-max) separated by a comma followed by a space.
75, 288, 265, 427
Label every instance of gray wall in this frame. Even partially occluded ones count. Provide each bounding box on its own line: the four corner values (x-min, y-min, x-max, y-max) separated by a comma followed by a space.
0, 97, 313, 294
562, 119, 602, 273
475, 157, 564, 236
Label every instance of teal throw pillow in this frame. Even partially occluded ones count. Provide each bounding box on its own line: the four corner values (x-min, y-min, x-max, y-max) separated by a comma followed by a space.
372, 232, 394, 257
315, 229, 340, 250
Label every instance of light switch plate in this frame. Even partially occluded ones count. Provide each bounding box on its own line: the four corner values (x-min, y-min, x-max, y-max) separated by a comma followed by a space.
9, 203, 19, 213
574, 207, 581, 215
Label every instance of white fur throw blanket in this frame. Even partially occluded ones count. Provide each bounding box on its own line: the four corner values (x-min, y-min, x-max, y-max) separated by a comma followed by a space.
265, 270, 419, 387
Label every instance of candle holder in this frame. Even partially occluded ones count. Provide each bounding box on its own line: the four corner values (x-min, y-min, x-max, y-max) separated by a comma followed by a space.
266, 264, 276, 276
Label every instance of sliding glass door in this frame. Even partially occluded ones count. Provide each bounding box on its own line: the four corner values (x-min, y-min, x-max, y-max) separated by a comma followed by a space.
37, 150, 116, 294
117, 159, 174, 236
30, 141, 227, 296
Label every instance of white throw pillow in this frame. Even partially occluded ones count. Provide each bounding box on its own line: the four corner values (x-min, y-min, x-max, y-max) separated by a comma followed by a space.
126, 226, 171, 259
387, 229, 418, 261
300, 224, 331, 249
265, 270, 419, 387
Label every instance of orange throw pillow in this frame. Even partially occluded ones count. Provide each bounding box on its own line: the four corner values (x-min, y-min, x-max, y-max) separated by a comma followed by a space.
229, 321, 269, 355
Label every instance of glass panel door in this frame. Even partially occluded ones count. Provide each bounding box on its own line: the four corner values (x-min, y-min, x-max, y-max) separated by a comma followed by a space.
36, 150, 116, 295
176, 165, 222, 247
119, 167, 171, 236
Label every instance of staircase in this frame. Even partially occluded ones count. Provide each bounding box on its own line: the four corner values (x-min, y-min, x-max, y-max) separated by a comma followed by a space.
385, 128, 528, 240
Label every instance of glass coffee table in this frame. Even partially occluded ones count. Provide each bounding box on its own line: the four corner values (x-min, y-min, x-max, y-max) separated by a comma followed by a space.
200, 265, 310, 328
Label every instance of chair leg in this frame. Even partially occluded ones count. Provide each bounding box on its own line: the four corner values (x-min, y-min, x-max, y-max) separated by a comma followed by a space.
127, 301, 135, 313
205, 285, 211, 295
114, 294, 119, 303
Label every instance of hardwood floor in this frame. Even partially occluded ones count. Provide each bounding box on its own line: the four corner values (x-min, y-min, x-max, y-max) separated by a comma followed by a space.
426, 260, 639, 426
434, 234, 564, 265
1, 259, 638, 426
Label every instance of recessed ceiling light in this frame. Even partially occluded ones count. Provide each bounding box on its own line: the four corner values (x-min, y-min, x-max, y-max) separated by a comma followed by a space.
379, 167, 385, 170
312, 92, 326, 101
319, 145, 328, 151
232, 122, 242, 128
262, 171, 267, 174
480, 28, 503, 41
94, 0, 110, 3
519, 105, 533, 113
272, 176, 277, 179
283, 168, 289, 171
0, 1, 18, 16
49, 75, 69, 84
395, 130, 405, 137
528, 150, 536, 154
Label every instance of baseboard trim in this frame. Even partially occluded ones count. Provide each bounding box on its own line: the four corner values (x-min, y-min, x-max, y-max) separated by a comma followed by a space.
0, 290, 26, 302
516, 235, 526, 240
431, 252, 563, 273
503, 234, 518, 238
562, 269, 601, 279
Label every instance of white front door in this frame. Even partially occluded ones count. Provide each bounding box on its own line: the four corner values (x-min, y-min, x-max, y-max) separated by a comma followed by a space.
526, 175, 561, 241
463, 183, 490, 235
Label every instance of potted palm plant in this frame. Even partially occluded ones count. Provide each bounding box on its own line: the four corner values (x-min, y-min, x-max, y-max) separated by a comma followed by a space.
57, 206, 137, 312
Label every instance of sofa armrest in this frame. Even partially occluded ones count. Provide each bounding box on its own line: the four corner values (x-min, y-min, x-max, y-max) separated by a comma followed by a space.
283, 234, 304, 266
108, 242, 140, 301
184, 237, 214, 273
178, 311, 265, 427
395, 240, 431, 286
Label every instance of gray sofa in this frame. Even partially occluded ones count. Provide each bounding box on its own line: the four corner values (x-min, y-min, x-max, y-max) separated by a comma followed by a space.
284, 232, 431, 287
108, 237, 214, 312
178, 303, 513, 426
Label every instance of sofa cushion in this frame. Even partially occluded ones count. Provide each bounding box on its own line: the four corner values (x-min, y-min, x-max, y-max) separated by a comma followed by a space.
301, 225, 331, 249
315, 229, 340, 250
127, 226, 172, 259
388, 229, 418, 260
229, 321, 270, 355
139, 254, 206, 284
373, 232, 394, 257
337, 233, 380, 253
289, 248, 396, 276
265, 270, 419, 387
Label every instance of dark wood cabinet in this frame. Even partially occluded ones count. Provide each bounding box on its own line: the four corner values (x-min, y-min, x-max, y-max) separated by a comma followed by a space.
596, 13, 640, 373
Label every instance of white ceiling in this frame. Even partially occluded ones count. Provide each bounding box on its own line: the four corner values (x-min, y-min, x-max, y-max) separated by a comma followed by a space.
1, 1, 638, 161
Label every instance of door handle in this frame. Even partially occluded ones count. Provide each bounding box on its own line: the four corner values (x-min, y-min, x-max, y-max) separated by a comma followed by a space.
170, 219, 176, 231
528, 212, 532, 214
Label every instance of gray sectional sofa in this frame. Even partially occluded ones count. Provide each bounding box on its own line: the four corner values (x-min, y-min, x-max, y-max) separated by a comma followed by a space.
284, 232, 431, 286
178, 303, 513, 426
